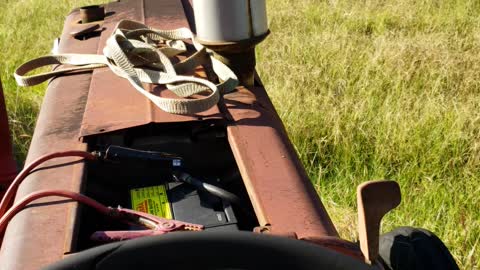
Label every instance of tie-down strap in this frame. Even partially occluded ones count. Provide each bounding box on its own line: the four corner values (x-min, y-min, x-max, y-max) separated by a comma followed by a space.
14, 20, 238, 115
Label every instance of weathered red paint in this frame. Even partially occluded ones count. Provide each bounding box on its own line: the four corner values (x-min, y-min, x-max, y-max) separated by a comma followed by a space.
0, 1, 345, 269
0, 8, 96, 270
224, 86, 338, 238
79, 0, 338, 238
302, 236, 365, 261
0, 78, 17, 191
80, 0, 223, 138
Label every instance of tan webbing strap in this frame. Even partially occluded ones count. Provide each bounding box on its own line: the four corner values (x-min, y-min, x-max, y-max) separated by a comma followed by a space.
14, 20, 238, 115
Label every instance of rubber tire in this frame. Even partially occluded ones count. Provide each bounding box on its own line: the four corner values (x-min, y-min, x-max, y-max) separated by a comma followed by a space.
379, 227, 459, 270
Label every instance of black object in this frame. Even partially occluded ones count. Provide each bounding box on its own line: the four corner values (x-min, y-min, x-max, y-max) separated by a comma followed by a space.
173, 171, 243, 205
100, 145, 182, 168
80, 5, 105, 24
166, 182, 239, 231
379, 227, 459, 270
42, 231, 377, 270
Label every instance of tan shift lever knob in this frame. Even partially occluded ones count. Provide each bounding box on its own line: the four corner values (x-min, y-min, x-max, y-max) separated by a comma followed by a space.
357, 180, 401, 264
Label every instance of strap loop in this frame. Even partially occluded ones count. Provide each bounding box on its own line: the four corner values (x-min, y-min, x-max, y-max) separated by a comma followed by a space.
14, 19, 238, 115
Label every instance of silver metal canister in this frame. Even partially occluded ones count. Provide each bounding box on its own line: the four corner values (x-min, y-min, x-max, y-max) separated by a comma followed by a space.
193, 0, 268, 42
192, 0, 270, 87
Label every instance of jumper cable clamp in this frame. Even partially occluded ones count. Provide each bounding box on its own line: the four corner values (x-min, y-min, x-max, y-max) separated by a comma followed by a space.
91, 207, 204, 242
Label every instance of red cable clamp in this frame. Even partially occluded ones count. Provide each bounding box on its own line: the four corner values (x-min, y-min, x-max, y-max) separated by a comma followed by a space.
91, 207, 204, 242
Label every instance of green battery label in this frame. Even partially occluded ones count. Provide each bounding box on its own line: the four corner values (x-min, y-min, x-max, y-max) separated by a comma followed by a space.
130, 185, 172, 219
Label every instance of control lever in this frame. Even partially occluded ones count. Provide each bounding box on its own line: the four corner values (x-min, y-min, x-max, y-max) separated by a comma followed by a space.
357, 180, 401, 264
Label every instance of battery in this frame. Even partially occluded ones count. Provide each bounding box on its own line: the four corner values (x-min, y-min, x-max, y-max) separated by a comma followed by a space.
130, 185, 172, 219
130, 182, 238, 231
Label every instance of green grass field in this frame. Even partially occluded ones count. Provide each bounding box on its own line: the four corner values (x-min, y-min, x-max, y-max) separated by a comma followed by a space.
1, 0, 479, 268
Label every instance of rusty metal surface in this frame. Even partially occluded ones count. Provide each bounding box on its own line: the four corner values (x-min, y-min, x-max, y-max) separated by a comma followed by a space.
225, 86, 339, 238
0, 1, 341, 269
0, 9, 98, 270
0, 2, 221, 269
80, 0, 222, 138
80, 0, 338, 242
302, 236, 364, 261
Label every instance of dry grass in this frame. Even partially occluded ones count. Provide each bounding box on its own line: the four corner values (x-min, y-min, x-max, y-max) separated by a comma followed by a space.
258, 0, 480, 268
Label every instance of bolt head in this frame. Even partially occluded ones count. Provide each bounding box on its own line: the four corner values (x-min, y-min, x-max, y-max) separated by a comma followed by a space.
161, 222, 175, 229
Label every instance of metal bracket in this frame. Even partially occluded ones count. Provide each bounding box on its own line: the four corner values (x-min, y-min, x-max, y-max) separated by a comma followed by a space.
253, 225, 298, 239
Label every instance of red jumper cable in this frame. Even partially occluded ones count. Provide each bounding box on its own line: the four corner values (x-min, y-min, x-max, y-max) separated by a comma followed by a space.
0, 151, 97, 217
0, 189, 203, 241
